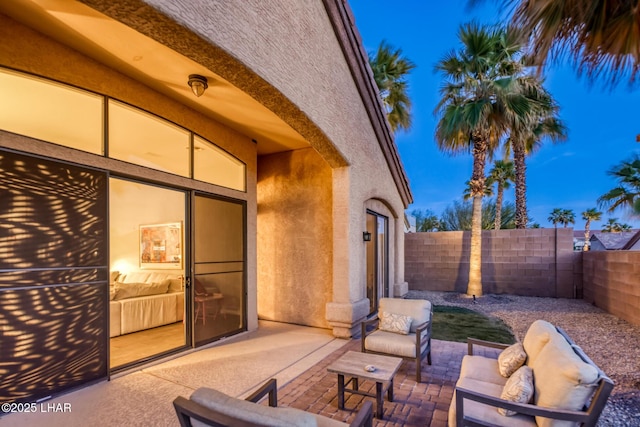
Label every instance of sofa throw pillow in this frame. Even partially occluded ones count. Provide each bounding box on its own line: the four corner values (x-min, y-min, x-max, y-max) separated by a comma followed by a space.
499, 366, 534, 416
379, 311, 412, 335
498, 342, 527, 377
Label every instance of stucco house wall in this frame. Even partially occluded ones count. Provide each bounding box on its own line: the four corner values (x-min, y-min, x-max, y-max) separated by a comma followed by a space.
1, 0, 411, 340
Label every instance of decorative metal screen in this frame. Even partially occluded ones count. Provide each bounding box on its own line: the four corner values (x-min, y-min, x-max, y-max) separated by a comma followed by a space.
0, 150, 108, 403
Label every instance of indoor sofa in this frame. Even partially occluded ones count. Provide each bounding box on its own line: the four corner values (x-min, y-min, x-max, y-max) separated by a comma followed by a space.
109, 271, 184, 337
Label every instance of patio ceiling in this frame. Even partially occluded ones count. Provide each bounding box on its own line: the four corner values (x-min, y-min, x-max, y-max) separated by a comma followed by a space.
0, 0, 310, 156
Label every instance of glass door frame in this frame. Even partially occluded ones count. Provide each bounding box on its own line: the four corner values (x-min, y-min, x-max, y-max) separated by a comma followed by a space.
366, 210, 389, 315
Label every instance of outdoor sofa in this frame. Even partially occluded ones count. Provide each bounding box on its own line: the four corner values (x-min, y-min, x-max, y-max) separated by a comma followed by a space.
173, 378, 373, 427
449, 319, 614, 426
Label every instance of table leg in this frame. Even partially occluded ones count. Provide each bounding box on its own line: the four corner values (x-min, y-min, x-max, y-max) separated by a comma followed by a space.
353, 378, 359, 391
375, 381, 383, 419
337, 374, 345, 410
388, 378, 394, 401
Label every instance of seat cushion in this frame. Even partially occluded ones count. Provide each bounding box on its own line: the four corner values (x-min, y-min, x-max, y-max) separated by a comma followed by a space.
191, 387, 317, 427
448, 377, 536, 427
459, 355, 507, 386
379, 298, 431, 333
365, 330, 426, 358
530, 338, 599, 427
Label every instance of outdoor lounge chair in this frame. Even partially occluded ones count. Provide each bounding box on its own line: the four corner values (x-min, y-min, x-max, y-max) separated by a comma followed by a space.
361, 297, 433, 382
173, 378, 373, 427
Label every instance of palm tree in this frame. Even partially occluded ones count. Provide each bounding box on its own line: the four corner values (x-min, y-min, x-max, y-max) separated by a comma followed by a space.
487, 160, 515, 229
462, 179, 494, 200
602, 218, 620, 232
435, 23, 532, 297
369, 40, 416, 133
581, 208, 602, 251
505, 86, 567, 229
504, 0, 640, 86
548, 208, 574, 228
597, 154, 640, 216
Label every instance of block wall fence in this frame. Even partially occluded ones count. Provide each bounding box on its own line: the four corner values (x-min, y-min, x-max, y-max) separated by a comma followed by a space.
405, 229, 640, 326
583, 251, 640, 326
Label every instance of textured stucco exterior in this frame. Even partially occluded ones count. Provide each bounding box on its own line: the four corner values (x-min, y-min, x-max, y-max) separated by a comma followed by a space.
1, 0, 412, 343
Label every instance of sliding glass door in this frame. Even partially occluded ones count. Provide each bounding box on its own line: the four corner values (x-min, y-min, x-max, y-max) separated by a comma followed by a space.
192, 194, 245, 346
366, 211, 389, 315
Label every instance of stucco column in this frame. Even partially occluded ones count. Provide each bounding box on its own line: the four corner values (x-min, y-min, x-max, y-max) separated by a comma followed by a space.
394, 216, 409, 297
326, 167, 369, 337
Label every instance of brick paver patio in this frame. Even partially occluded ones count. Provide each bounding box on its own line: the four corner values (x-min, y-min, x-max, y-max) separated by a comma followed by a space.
278, 338, 501, 426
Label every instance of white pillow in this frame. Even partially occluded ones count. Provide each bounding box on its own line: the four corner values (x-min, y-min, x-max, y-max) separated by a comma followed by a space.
499, 366, 534, 416
379, 311, 412, 335
498, 342, 527, 377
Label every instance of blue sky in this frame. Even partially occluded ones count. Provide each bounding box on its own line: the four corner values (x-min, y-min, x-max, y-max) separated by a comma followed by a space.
349, 0, 640, 230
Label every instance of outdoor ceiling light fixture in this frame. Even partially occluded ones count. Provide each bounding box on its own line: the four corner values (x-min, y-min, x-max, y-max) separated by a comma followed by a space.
188, 74, 208, 97
363, 231, 372, 242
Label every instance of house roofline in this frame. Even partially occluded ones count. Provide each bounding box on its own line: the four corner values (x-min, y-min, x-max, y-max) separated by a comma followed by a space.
322, 0, 413, 207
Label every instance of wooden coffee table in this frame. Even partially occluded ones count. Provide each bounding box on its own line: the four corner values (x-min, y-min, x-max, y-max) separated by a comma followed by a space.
327, 351, 403, 419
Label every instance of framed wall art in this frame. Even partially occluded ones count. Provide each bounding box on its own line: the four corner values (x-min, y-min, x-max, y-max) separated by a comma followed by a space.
139, 222, 183, 269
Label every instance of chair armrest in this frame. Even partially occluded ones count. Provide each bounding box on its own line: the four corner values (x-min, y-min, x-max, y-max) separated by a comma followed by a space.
467, 338, 510, 355
361, 317, 379, 352
455, 387, 591, 425
245, 378, 278, 407
349, 400, 373, 427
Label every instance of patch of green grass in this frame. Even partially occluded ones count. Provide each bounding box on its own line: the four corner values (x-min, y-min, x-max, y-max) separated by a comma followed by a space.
432, 305, 515, 344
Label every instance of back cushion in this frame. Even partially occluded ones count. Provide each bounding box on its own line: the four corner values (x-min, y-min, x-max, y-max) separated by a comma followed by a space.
379, 298, 431, 333
522, 320, 557, 366
531, 338, 599, 427
190, 387, 317, 427
121, 271, 150, 284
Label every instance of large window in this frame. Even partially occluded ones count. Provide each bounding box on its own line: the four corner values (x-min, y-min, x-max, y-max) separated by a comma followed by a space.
108, 100, 190, 177
0, 68, 103, 154
194, 136, 245, 191
0, 68, 246, 192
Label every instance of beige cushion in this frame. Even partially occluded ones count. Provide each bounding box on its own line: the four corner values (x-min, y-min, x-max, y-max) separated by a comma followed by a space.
190, 387, 317, 427
364, 330, 426, 358
498, 343, 527, 377
121, 271, 150, 284
113, 281, 169, 300
379, 298, 431, 333
522, 320, 556, 366
314, 414, 349, 427
110, 271, 120, 283
459, 355, 507, 386
379, 311, 412, 335
531, 338, 599, 427
499, 366, 534, 416
448, 377, 536, 427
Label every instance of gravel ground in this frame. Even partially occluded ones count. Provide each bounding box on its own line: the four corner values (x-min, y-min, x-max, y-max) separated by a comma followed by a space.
406, 290, 640, 427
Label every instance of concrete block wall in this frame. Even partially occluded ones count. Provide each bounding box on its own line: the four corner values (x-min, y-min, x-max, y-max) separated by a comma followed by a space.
405, 228, 577, 297
583, 251, 640, 326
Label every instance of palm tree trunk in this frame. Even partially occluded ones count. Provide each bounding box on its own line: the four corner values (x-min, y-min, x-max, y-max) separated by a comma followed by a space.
513, 140, 527, 229
469, 194, 483, 297
583, 220, 591, 251
467, 133, 486, 297
494, 182, 504, 230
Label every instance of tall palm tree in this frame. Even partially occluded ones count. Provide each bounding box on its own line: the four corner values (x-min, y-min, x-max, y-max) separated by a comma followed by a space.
369, 40, 416, 133
504, 0, 640, 86
487, 160, 515, 229
581, 208, 602, 251
597, 154, 640, 215
505, 85, 567, 229
435, 23, 532, 297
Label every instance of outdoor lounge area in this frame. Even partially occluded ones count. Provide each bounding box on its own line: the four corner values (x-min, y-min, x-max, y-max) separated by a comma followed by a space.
2, 292, 638, 427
